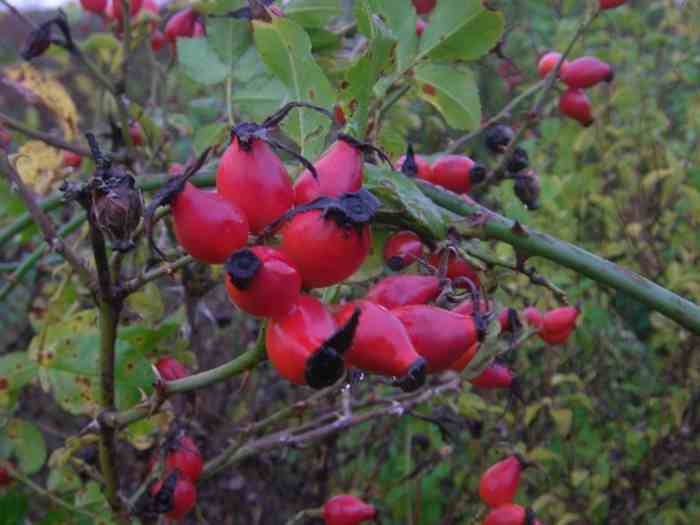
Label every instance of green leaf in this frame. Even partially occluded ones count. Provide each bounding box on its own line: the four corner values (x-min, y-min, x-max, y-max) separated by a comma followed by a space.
0, 490, 28, 525
414, 63, 481, 131
232, 73, 289, 122
125, 282, 164, 325
177, 38, 229, 85
364, 165, 447, 239
48, 465, 82, 494
421, 5, 504, 61
0, 418, 46, 474
345, 4, 395, 135
28, 310, 155, 416
193, 121, 229, 156
285, 0, 342, 29
0, 352, 37, 410
365, 0, 417, 73
346, 228, 391, 283
253, 17, 336, 159
207, 17, 253, 73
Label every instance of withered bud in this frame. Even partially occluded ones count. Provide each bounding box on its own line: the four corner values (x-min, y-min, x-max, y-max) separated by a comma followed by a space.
21, 21, 53, 61
91, 167, 143, 252
514, 168, 541, 210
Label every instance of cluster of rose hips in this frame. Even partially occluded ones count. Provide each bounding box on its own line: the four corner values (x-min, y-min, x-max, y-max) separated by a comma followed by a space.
479, 455, 542, 525
79, 0, 204, 52
536, 0, 628, 130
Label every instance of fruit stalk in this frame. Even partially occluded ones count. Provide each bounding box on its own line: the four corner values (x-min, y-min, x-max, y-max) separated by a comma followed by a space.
418, 180, 700, 334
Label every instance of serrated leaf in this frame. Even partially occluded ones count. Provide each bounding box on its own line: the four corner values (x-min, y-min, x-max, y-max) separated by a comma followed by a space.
285, 0, 342, 28
177, 38, 229, 85
252, 17, 336, 159
414, 63, 480, 131
364, 165, 447, 239
0, 418, 46, 474
0, 353, 37, 410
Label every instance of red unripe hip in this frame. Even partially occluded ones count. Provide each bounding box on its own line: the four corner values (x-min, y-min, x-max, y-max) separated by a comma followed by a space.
559, 88, 594, 127
561, 56, 614, 89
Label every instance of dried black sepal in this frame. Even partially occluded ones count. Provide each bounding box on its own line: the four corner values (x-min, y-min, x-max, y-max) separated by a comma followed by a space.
151, 470, 179, 514
21, 12, 76, 61
337, 133, 392, 168
513, 169, 541, 211
484, 124, 514, 154
506, 146, 529, 173
305, 307, 361, 389
230, 101, 334, 179
470, 162, 487, 184
225, 248, 262, 291
400, 144, 418, 177
393, 357, 427, 392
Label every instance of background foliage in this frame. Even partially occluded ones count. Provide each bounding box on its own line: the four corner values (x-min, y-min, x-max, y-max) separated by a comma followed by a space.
1, 0, 700, 524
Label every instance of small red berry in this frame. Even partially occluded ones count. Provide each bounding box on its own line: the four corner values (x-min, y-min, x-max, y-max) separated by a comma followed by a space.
151, 30, 167, 52
172, 183, 249, 264
80, 0, 107, 14
165, 435, 203, 482
293, 137, 365, 206
428, 251, 480, 287
470, 363, 514, 390
412, 0, 436, 15
483, 504, 535, 525
600, 0, 626, 8
63, 150, 82, 168
415, 18, 427, 37
393, 305, 479, 373
266, 295, 360, 388
323, 494, 376, 525
479, 455, 526, 508
225, 246, 302, 320
559, 88, 594, 127
150, 471, 197, 521
430, 155, 485, 194
217, 136, 294, 233
561, 56, 614, 89
336, 301, 426, 391
383, 231, 425, 271
365, 275, 441, 310
522, 307, 543, 331
537, 51, 568, 79
155, 357, 189, 381
539, 306, 580, 344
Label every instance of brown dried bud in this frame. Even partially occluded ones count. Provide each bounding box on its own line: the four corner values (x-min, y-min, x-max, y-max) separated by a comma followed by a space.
514, 168, 541, 210
90, 167, 143, 252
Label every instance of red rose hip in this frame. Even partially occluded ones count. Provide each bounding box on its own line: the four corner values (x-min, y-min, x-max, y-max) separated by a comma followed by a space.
559, 88, 594, 127
323, 494, 376, 525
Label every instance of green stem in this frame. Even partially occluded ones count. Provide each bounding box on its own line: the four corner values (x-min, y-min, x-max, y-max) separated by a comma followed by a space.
418, 180, 700, 334
0, 212, 86, 301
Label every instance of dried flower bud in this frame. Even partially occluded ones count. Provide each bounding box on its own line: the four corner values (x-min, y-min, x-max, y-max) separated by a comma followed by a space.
506, 146, 529, 173
91, 166, 143, 252
484, 124, 514, 154
514, 168, 541, 210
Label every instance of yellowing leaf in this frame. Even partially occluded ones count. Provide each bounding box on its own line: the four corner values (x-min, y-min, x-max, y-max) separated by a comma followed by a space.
11, 141, 64, 194
556, 513, 584, 525
3, 63, 79, 141
571, 468, 589, 487
550, 408, 573, 437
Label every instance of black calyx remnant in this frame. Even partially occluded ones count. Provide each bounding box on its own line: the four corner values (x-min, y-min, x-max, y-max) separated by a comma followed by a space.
21, 12, 75, 61
225, 248, 262, 290
513, 169, 541, 211
266, 188, 381, 235
470, 162, 488, 185
400, 144, 419, 177
305, 307, 361, 389
506, 146, 529, 174
484, 124, 514, 154
394, 357, 427, 392
231, 101, 335, 179
152, 470, 179, 514
337, 133, 392, 168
